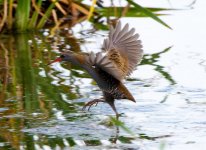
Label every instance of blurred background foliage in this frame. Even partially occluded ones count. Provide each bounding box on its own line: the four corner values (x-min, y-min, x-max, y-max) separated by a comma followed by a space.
0, 0, 172, 33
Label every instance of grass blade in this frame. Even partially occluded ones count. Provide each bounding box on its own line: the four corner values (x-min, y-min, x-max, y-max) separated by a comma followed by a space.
15, 0, 31, 32
97, 7, 172, 17
87, 0, 97, 20
72, 2, 89, 15
126, 0, 172, 29
37, 2, 55, 29
8, 0, 13, 30
110, 117, 135, 136
29, 0, 43, 29
0, 0, 7, 32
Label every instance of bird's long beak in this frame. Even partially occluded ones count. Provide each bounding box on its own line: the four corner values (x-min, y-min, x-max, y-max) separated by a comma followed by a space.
47, 57, 62, 65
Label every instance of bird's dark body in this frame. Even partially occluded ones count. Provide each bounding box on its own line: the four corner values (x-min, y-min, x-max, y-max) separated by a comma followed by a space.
49, 21, 143, 116
93, 67, 135, 102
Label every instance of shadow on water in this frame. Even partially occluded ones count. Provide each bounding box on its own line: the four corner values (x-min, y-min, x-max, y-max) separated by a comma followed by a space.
0, 31, 174, 149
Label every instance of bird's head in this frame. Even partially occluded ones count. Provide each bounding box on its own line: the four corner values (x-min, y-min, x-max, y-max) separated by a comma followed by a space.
48, 52, 74, 65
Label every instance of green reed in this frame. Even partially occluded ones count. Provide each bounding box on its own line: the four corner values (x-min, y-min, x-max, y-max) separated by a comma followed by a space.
0, 0, 172, 33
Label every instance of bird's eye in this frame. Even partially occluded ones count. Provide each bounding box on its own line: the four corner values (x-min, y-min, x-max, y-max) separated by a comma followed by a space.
60, 55, 65, 58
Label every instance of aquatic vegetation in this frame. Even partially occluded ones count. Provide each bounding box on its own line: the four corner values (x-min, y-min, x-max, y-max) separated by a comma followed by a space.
0, 0, 172, 33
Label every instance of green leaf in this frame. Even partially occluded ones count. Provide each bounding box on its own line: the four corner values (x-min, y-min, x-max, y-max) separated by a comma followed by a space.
96, 7, 171, 17
126, 0, 172, 29
29, 0, 43, 29
110, 117, 135, 136
15, 0, 31, 32
37, 2, 55, 29
87, 0, 97, 20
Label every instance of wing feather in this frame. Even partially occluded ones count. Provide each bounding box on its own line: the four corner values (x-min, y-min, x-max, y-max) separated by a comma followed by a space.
86, 52, 124, 81
102, 21, 143, 77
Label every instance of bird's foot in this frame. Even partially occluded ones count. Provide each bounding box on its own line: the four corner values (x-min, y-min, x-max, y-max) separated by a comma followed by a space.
82, 98, 105, 111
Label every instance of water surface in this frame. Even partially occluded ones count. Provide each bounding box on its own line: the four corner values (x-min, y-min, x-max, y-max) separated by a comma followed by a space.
0, 1, 206, 150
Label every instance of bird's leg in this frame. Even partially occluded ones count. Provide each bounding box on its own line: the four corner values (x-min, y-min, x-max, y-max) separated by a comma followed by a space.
108, 101, 119, 119
111, 124, 119, 144
82, 98, 105, 111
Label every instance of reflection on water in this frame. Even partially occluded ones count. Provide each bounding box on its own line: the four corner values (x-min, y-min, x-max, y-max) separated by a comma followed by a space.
140, 46, 176, 85
0, 29, 171, 150
1, 7, 206, 150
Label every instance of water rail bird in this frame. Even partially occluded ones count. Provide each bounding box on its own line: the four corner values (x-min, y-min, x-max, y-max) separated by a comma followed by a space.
48, 21, 143, 117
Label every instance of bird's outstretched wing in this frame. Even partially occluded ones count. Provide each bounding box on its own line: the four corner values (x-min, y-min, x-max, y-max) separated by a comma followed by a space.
86, 52, 123, 81
102, 21, 143, 77
86, 21, 143, 81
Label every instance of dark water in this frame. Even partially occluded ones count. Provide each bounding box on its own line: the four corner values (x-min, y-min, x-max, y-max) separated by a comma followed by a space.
1, 1, 206, 150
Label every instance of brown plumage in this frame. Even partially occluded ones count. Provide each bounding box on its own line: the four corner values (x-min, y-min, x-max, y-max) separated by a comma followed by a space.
48, 21, 143, 117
